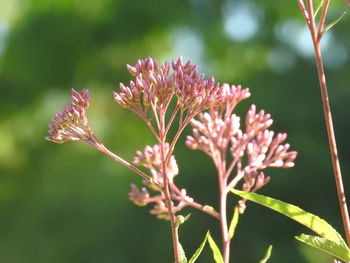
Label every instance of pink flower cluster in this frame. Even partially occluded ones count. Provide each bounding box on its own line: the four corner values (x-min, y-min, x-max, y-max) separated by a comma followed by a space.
113, 57, 225, 120
186, 102, 297, 194
133, 143, 179, 187
45, 89, 97, 145
45, 56, 297, 220
129, 144, 189, 220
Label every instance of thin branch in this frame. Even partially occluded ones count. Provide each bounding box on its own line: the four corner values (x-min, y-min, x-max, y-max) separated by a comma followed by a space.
297, 0, 311, 24
226, 171, 245, 191
224, 156, 240, 181
218, 168, 230, 263
140, 114, 160, 141
307, 0, 318, 41
95, 143, 156, 184
312, 41, 350, 246
165, 104, 181, 135
159, 106, 180, 263
170, 184, 220, 219
317, 0, 331, 39
297, 0, 350, 245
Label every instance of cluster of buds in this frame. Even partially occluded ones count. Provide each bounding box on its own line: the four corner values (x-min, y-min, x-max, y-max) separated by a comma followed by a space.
45, 57, 298, 222
45, 89, 98, 146
113, 57, 225, 122
133, 143, 179, 187
187, 98, 297, 197
129, 144, 190, 220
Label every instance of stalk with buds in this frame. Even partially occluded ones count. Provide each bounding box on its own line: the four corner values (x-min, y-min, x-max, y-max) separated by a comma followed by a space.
46, 57, 297, 263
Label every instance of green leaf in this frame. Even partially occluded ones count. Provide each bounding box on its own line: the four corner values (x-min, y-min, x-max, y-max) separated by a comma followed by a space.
259, 245, 273, 263
314, 0, 325, 18
325, 11, 347, 32
207, 232, 224, 263
296, 234, 350, 262
188, 232, 224, 263
231, 189, 350, 260
230, 189, 347, 247
188, 232, 209, 263
228, 207, 240, 239
178, 241, 188, 263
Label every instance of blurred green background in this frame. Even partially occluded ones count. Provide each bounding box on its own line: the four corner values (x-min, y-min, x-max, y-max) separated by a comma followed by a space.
0, 0, 349, 262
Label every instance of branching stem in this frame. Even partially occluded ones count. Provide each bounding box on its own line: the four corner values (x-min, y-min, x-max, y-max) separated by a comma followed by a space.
159, 105, 180, 263
297, 0, 350, 245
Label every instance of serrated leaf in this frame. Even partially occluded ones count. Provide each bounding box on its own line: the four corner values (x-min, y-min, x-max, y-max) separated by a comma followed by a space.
188, 232, 209, 263
314, 0, 325, 17
178, 241, 188, 263
295, 234, 350, 262
228, 207, 240, 239
230, 189, 347, 247
259, 245, 273, 263
325, 11, 347, 32
207, 232, 224, 263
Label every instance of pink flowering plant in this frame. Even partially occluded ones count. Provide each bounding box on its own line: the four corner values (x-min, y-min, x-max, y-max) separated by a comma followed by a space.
45, 2, 350, 262
46, 56, 299, 262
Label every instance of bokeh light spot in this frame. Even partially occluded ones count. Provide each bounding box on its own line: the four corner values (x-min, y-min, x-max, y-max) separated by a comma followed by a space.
222, 1, 263, 42
267, 46, 297, 73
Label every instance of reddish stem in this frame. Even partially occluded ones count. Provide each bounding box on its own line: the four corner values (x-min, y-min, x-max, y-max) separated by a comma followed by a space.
218, 170, 230, 263
297, 0, 350, 245
95, 142, 156, 184
170, 184, 220, 219
159, 106, 180, 263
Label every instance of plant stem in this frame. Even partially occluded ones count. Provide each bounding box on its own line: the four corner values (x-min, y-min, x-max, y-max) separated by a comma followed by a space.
159, 106, 180, 263
297, 0, 350, 245
312, 38, 350, 246
95, 142, 155, 184
219, 171, 230, 263
170, 184, 220, 219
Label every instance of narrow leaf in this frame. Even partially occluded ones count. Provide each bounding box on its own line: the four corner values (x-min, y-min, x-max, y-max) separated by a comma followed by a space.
230, 189, 346, 247
207, 232, 224, 263
178, 241, 188, 263
188, 232, 209, 263
228, 207, 240, 239
184, 213, 191, 222
259, 245, 273, 263
296, 234, 350, 262
314, 0, 325, 18
325, 11, 347, 32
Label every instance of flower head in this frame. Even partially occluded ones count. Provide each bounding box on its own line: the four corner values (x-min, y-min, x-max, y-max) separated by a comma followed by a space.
114, 56, 225, 118
215, 84, 251, 115
187, 101, 297, 192
128, 184, 150, 206
45, 89, 97, 145
114, 57, 174, 114
172, 57, 222, 113
133, 143, 179, 186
